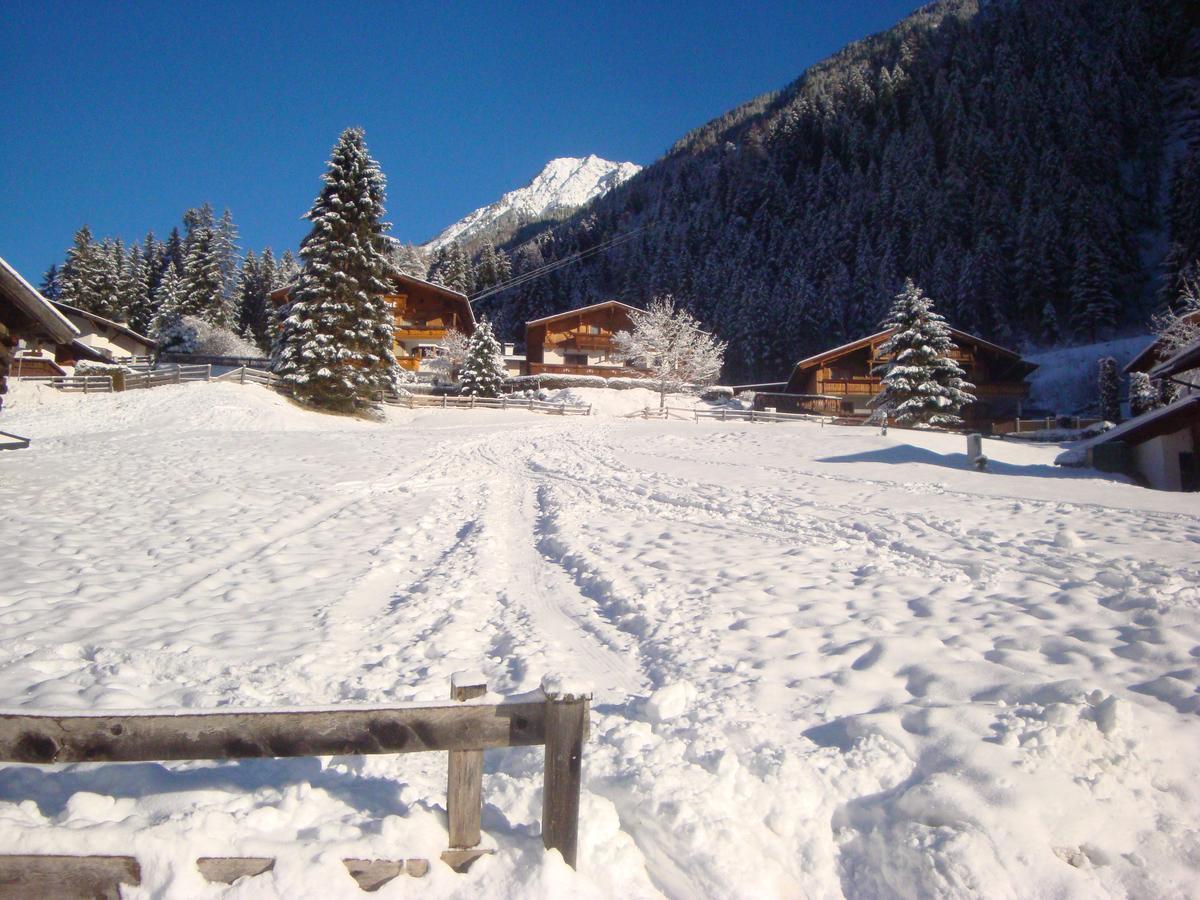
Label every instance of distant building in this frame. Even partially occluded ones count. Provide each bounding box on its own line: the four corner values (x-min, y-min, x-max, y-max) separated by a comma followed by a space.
781, 327, 1037, 422
51, 302, 156, 362
524, 300, 647, 378
270, 272, 475, 374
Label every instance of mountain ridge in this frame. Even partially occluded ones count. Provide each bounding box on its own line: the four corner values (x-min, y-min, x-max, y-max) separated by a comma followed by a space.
424, 155, 640, 254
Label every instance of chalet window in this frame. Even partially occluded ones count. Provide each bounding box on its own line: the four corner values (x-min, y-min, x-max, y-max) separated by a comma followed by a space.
564, 353, 588, 366
587, 325, 601, 335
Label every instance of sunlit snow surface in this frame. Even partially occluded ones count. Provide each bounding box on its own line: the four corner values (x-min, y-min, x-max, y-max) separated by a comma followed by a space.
1, 382, 1198, 898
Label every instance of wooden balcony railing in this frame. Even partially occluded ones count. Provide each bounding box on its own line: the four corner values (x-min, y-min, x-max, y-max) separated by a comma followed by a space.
394, 327, 446, 341
397, 357, 421, 371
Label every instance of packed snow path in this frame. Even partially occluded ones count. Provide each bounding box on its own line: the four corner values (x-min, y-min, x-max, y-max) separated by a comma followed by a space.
0, 383, 1198, 898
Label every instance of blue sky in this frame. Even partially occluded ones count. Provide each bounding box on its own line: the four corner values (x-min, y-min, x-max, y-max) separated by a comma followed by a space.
1, 1, 919, 278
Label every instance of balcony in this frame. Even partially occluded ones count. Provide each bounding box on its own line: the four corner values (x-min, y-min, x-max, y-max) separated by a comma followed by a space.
394, 327, 446, 341
397, 357, 421, 371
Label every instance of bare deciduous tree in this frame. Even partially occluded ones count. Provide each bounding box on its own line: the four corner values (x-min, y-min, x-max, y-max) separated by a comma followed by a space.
613, 296, 726, 409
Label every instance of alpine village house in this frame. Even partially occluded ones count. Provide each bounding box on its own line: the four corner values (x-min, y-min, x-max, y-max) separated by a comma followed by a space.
768, 326, 1037, 424
269, 272, 475, 373
524, 300, 645, 377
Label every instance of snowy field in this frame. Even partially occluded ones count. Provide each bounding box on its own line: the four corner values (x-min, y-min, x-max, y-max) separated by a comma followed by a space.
1, 382, 1198, 899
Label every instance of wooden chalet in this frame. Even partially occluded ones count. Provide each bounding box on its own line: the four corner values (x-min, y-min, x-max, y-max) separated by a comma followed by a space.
783, 327, 1037, 422
0, 255, 83, 389
269, 272, 475, 373
524, 300, 646, 378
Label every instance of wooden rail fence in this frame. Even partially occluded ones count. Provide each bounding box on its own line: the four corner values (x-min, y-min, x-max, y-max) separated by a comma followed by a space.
633, 405, 835, 425
11, 375, 114, 393
378, 392, 592, 416
0, 674, 590, 897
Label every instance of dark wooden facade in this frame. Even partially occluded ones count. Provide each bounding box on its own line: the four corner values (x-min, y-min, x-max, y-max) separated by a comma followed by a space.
269, 273, 475, 373
524, 300, 646, 377
785, 327, 1037, 421
1, 256, 80, 405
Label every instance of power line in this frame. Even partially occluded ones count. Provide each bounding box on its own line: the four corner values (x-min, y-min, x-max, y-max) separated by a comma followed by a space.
469, 224, 649, 304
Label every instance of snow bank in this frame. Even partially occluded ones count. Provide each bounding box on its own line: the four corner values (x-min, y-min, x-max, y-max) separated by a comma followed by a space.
543, 387, 703, 418
1, 382, 1198, 897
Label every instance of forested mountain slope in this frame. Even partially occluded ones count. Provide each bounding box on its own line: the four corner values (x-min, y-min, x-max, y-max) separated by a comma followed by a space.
485, 0, 1199, 383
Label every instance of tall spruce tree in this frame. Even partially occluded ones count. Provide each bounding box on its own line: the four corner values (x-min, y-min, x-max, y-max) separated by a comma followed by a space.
1098, 357, 1120, 422
180, 226, 227, 327
60, 225, 102, 311
40, 264, 62, 300
459, 318, 506, 397
274, 128, 398, 410
150, 263, 187, 347
868, 278, 976, 427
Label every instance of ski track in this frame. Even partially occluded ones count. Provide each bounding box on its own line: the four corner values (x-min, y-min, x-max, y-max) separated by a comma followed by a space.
0, 384, 1198, 898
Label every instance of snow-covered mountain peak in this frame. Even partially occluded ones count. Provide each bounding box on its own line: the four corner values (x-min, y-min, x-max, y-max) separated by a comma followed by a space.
425, 155, 641, 252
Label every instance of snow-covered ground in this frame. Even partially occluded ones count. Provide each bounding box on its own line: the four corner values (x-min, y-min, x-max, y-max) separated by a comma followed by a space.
1, 381, 1198, 899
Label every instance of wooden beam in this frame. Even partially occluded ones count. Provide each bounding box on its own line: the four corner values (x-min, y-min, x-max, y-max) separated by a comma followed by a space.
540, 678, 591, 869
0, 855, 141, 900
447, 674, 487, 851
196, 857, 274, 884
0, 700, 547, 764
343, 858, 429, 890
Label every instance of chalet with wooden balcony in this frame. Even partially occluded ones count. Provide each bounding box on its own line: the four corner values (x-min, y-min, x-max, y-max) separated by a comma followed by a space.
784, 327, 1037, 421
269, 273, 475, 373
524, 300, 648, 378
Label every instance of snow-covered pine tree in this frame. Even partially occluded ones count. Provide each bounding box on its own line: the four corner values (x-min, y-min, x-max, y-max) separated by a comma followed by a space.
274, 249, 300, 288
1098, 356, 1120, 422
1151, 261, 1200, 356
40, 264, 62, 300
458, 318, 506, 397
1128, 371, 1155, 418
473, 241, 512, 293
867, 278, 976, 427
274, 127, 398, 411
426, 243, 474, 295
180, 226, 228, 328
60, 225, 103, 312
387, 241, 427, 279
612, 296, 727, 410
215, 208, 241, 308
92, 238, 125, 320
150, 263, 188, 349
237, 248, 275, 349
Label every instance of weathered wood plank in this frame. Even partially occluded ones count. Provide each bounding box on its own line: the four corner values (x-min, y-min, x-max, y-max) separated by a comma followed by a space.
343, 858, 430, 891
541, 681, 591, 869
447, 674, 487, 851
439, 847, 493, 873
0, 855, 141, 899
196, 856, 274, 883
0, 700, 546, 763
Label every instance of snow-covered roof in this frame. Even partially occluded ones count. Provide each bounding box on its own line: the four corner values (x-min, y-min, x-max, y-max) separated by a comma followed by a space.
792, 326, 1033, 372
1127, 313, 1200, 374
52, 301, 157, 349
1149, 336, 1200, 380
0, 255, 79, 344
1068, 393, 1200, 456
525, 299, 643, 327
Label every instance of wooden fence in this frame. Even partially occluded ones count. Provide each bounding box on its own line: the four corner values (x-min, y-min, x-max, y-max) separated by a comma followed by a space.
11, 375, 114, 393
0, 674, 590, 896
633, 405, 835, 425
993, 416, 1104, 435
378, 392, 592, 417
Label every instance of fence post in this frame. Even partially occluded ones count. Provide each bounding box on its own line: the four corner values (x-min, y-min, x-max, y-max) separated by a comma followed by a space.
541, 677, 590, 869
502, 396, 508, 411
175, 368, 181, 385
207, 364, 212, 382
83, 377, 88, 395
470, 395, 475, 409
528, 398, 534, 410
447, 673, 487, 854
442, 395, 447, 409
240, 366, 246, 386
